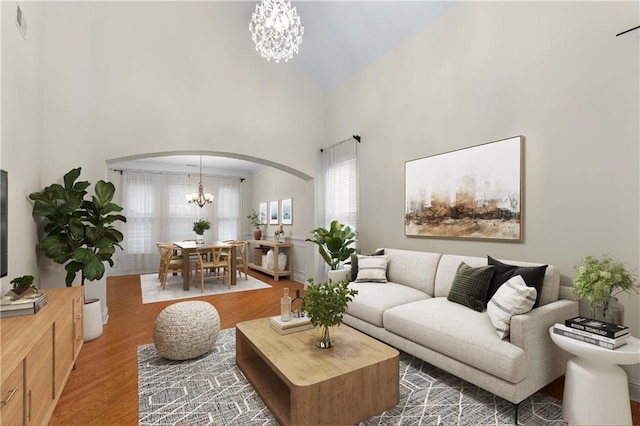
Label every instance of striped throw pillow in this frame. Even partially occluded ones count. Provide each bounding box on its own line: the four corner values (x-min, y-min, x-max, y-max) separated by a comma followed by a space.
355, 255, 389, 283
487, 275, 537, 339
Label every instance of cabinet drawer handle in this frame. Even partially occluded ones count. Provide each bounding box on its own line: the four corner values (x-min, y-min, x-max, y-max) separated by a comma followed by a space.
0, 386, 18, 406
27, 389, 32, 421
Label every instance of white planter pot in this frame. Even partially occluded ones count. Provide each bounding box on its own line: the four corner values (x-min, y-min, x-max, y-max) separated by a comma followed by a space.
84, 298, 103, 342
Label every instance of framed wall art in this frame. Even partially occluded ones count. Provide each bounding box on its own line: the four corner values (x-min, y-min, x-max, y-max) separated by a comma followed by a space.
259, 202, 268, 225
280, 198, 292, 225
404, 135, 523, 241
269, 200, 279, 225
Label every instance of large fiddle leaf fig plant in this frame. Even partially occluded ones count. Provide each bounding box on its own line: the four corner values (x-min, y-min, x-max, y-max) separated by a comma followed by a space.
306, 220, 357, 270
29, 168, 127, 286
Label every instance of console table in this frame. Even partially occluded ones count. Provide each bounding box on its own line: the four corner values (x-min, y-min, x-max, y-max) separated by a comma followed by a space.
1, 287, 84, 425
248, 239, 294, 281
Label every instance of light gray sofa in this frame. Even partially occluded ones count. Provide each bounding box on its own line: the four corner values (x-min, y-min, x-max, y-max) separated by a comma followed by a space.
328, 248, 579, 421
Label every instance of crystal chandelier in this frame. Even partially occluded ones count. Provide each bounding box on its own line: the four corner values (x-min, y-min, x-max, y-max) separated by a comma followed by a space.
249, 0, 304, 63
186, 156, 214, 208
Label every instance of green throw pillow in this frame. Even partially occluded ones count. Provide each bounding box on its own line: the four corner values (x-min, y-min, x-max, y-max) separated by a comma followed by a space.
447, 262, 495, 312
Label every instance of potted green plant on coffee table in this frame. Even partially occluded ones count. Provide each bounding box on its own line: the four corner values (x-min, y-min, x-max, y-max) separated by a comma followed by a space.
303, 278, 358, 348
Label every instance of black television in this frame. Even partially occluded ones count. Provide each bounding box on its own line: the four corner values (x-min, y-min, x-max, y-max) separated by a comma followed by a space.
1, 170, 7, 278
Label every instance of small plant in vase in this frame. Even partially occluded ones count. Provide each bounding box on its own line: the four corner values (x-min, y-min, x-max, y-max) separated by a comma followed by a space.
192, 219, 211, 244
303, 278, 358, 348
572, 254, 639, 325
247, 209, 262, 240
9, 275, 37, 297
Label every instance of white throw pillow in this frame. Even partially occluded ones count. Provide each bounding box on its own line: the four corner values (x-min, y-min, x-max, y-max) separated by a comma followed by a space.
355, 255, 389, 283
487, 275, 537, 339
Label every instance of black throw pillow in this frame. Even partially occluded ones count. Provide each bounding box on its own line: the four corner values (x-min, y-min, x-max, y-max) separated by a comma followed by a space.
447, 262, 495, 312
486, 256, 548, 308
350, 249, 385, 282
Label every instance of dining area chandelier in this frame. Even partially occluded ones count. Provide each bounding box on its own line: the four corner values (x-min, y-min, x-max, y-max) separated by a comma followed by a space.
249, 0, 304, 63
186, 156, 214, 208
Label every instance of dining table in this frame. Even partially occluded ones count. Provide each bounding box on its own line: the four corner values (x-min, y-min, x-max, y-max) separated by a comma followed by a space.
173, 240, 237, 291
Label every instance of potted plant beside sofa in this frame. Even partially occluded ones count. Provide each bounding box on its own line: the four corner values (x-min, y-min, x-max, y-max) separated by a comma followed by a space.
306, 220, 357, 270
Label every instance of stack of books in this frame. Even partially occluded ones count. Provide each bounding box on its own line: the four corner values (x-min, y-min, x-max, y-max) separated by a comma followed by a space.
0, 292, 48, 319
269, 315, 314, 335
553, 316, 630, 350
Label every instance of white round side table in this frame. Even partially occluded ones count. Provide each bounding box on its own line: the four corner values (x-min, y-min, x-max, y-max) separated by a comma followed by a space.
549, 326, 640, 425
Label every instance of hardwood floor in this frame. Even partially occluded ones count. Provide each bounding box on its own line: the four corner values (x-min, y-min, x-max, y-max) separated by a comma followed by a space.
52, 272, 640, 425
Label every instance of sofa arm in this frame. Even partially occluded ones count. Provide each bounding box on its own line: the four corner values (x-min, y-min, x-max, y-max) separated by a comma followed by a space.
328, 268, 351, 283
509, 299, 579, 394
510, 299, 579, 349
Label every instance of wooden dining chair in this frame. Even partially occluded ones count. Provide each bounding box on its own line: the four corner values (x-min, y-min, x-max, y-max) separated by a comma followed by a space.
157, 244, 185, 290
233, 241, 249, 280
195, 246, 231, 292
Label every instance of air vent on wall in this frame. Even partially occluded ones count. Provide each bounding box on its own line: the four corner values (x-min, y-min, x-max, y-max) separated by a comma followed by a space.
16, 5, 27, 40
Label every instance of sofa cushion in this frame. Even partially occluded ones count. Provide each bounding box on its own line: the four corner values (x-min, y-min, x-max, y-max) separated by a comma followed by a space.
487, 256, 547, 308
345, 282, 429, 327
435, 254, 561, 307
350, 249, 385, 282
383, 297, 528, 384
447, 262, 495, 311
487, 275, 537, 339
381, 249, 442, 295
355, 254, 389, 283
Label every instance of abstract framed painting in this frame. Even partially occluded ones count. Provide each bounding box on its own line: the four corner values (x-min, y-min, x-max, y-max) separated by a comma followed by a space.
404, 135, 523, 241
280, 198, 292, 225
269, 200, 279, 225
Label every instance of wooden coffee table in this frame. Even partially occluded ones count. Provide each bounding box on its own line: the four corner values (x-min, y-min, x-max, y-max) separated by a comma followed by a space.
236, 318, 399, 425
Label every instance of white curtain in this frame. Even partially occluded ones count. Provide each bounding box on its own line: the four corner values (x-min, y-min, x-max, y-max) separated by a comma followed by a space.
321, 139, 359, 232
114, 171, 241, 274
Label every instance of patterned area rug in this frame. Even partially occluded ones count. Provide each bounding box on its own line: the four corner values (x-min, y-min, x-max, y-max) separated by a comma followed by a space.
138, 329, 565, 425
140, 273, 271, 304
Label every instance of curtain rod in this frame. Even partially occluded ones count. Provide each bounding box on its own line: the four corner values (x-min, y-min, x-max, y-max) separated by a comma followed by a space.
616, 25, 640, 37
112, 168, 244, 181
320, 134, 361, 153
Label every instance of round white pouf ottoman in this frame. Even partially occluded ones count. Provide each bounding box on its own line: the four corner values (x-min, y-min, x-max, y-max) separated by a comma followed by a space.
153, 301, 220, 360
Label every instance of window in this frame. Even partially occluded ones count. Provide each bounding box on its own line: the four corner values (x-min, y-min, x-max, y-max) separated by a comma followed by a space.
116, 171, 241, 273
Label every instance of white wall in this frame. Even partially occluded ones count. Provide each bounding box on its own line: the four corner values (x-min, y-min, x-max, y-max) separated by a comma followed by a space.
325, 1, 640, 397
1, 1, 45, 291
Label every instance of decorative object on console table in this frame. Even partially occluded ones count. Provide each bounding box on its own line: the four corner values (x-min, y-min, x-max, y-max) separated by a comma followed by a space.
192, 218, 211, 245
572, 254, 638, 325
0, 292, 47, 318
564, 316, 629, 339
404, 135, 523, 241
552, 323, 629, 350
306, 220, 358, 270
303, 278, 358, 348
8, 274, 38, 297
274, 224, 285, 242
247, 208, 262, 240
